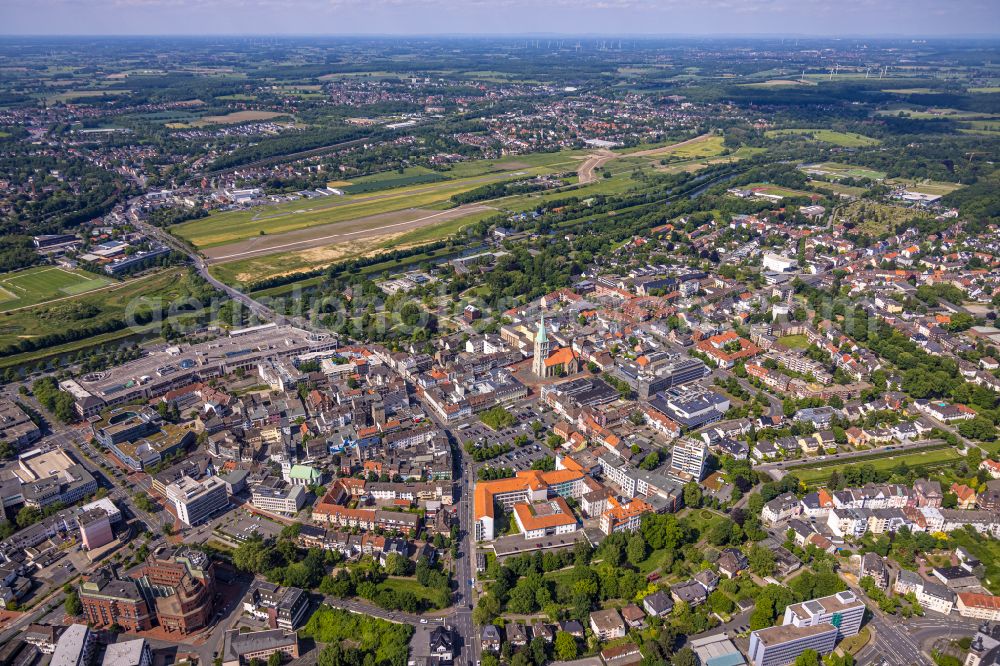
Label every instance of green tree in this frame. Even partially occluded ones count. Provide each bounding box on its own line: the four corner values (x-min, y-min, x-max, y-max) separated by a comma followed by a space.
64, 589, 82, 616
626, 534, 647, 566
748, 545, 776, 577
794, 649, 821, 666
672, 648, 698, 666
473, 594, 499, 626
554, 632, 577, 661
683, 482, 702, 509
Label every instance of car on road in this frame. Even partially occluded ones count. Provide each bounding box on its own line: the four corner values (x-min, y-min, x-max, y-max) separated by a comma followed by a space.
420, 619, 428, 624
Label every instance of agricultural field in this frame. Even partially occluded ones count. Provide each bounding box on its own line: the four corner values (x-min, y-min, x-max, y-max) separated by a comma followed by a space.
0, 266, 113, 312
166, 110, 290, 128
800, 162, 887, 181
766, 128, 881, 147
741, 79, 815, 88
881, 87, 940, 94
876, 106, 997, 120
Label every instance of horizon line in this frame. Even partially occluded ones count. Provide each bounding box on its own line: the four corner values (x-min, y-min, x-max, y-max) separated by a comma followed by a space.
2, 32, 1000, 39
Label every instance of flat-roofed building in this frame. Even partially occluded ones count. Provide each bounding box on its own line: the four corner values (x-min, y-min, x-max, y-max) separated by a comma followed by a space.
783, 590, 865, 638
101, 639, 151, 666
250, 479, 305, 515
747, 623, 838, 666
50, 625, 94, 666
167, 476, 229, 526
667, 438, 708, 483
78, 571, 154, 632
221, 629, 299, 666
0, 403, 41, 448
79, 508, 113, 551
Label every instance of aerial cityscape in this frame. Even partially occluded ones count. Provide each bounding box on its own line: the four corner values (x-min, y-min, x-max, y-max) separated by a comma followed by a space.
1, 10, 1000, 666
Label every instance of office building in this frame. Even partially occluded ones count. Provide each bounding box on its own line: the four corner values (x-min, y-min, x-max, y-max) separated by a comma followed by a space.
79, 570, 155, 632
251, 479, 306, 515
167, 476, 229, 526
783, 591, 865, 638
221, 629, 299, 666
79, 509, 113, 551
748, 624, 838, 666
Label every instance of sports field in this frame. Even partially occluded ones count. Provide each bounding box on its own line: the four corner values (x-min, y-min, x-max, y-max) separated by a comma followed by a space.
887, 178, 964, 196
0, 266, 113, 312
743, 183, 815, 198
800, 162, 887, 181
766, 128, 880, 147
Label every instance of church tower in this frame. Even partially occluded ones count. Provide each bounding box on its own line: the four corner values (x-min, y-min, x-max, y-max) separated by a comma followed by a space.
532, 314, 551, 377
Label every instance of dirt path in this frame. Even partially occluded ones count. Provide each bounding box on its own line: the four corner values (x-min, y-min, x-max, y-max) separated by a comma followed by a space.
576, 149, 616, 184
575, 133, 716, 183
206, 203, 493, 264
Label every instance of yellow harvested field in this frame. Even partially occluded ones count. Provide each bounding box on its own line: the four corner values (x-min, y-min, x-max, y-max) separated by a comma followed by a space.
167, 111, 288, 128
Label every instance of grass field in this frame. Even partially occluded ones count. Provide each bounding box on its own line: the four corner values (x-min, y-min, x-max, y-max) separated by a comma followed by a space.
881, 88, 940, 95
807, 180, 868, 197
968, 87, 1000, 93
876, 107, 997, 121
742, 79, 815, 88
343, 167, 448, 194
800, 162, 887, 181
786, 446, 961, 487
887, 178, 964, 196
778, 334, 810, 349
174, 166, 558, 249
743, 183, 815, 198
642, 134, 726, 160
0, 266, 113, 312
766, 128, 880, 147
377, 576, 441, 605
0, 268, 195, 351
207, 207, 495, 287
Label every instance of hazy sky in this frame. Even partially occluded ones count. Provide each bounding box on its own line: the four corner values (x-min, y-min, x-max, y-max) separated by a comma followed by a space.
3, 0, 999, 36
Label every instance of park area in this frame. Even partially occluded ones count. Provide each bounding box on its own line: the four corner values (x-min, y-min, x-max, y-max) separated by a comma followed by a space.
784, 445, 962, 488
0, 266, 113, 312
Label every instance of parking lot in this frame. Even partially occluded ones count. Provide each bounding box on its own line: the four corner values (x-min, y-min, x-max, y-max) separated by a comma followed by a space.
200, 509, 284, 546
